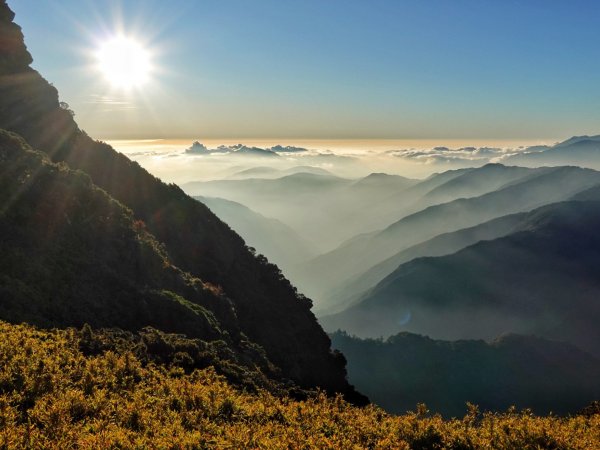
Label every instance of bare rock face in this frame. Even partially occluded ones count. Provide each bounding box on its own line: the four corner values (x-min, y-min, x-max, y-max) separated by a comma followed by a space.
0, 1, 32, 70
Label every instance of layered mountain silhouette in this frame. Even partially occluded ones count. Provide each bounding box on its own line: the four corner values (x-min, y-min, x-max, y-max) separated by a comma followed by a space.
319, 212, 526, 315
505, 135, 600, 167
184, 173, 355, 250
183, 171, 420, 253
331, 331, 600, 417
304, 165, 600, 301
228, 165, 333, 179
351, 164, 532, 236
0, 0, 365, 402
322, 200, 600, 357
195, 195, 316, 276
185, 172, 352, 201
418, 164, 534, 206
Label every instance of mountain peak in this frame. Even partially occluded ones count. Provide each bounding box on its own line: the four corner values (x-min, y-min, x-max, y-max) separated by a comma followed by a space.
365, 172, 394, 178
0, 0, 33, 72
555, 135, 600, 148
354, 172, 415, 187
0, 0, 365, 403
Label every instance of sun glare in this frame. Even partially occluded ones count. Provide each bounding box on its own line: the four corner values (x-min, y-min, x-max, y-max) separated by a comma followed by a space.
96, 36, 151, 89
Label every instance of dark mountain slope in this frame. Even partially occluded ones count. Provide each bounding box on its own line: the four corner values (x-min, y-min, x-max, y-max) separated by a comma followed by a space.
305, 166, 600, 299
571, 183, 600, 202
0, 130, 272, 371
331, 331, 600, 417
322, 177, 600, 314
322, 201, 600, 356
319, 212, 525, 315
0, 0, 362, 400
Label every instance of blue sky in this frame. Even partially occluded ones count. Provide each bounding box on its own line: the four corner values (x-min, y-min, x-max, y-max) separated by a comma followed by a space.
10, 0, 600, 140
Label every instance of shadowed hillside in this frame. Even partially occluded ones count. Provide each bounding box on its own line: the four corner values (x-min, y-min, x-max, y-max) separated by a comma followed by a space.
0, 0, 363, 401
322, 201, 600, 356
319, 212, 526, 315
0, 131, 233, 340
304, 166, 600, 301
331, 331, 600, 417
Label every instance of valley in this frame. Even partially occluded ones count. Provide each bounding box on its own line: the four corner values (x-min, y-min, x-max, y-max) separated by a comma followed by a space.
1, 0, 599, 445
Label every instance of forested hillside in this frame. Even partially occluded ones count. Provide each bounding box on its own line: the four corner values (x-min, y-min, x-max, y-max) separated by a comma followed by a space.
0, 0, 362, 401
331, 331, 600, 417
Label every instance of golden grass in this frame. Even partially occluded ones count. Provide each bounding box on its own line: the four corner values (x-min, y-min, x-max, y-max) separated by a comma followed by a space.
0, 321, 597, 449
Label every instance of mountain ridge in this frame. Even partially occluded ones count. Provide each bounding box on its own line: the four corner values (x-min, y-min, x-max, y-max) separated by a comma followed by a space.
0, 0, 364, 402
303, 165, 600, 301
331, 330, 600, 417
322, 200, 600, 356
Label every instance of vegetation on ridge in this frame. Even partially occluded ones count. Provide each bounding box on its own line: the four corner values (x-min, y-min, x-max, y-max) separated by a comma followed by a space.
331, 331, 600, 417
0, 0, 361, 400
1, 321, 599, 449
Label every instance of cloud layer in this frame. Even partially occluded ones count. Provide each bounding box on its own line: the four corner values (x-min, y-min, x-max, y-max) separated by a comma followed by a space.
385, 146, 523, 165
185, 142, 309, 156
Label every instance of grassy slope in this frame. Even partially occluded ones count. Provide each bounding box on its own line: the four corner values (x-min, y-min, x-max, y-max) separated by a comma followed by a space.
0, 320, 598, 449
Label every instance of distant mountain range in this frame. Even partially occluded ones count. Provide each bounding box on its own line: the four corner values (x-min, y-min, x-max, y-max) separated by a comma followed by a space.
228, 165, 333, 179
302, 165, 600, 304
183, 172, 418, 251
322, 199, 600, 357
418, 164, 534, 206
504, 135, 600, 167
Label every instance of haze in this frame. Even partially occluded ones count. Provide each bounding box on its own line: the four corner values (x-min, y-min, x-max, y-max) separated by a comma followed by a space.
3, 0, 600, 423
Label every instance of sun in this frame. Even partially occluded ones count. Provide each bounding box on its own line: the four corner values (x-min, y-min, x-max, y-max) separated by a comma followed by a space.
96, 36, 151, 89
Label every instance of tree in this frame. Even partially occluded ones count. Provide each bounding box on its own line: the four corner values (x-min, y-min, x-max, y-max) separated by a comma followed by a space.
59, 101, 75, 116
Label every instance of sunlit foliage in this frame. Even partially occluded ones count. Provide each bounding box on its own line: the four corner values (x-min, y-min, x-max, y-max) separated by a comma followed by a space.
0, 321, 597, 449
